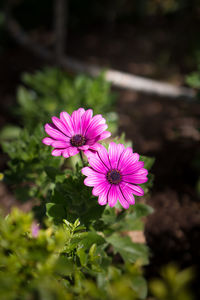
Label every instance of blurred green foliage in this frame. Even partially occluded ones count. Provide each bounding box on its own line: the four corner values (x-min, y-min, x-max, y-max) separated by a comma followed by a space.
15, 68, 117, 133
0, 208, 150, 300
186, 57, 200, 99
0, 209, 195, 300
149, 264, 194, 300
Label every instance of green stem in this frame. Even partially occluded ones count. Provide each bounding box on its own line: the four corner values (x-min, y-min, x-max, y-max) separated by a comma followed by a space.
79, 151, 85, 166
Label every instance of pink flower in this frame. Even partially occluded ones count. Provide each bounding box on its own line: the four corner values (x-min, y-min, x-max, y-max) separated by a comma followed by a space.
82, 142, 148, 209
31, 222, 40, 238
42, 108, 111, 158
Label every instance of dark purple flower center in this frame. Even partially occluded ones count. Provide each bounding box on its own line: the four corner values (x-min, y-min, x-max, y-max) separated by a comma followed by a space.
106, 169, 121, 185
70, 134, 86, 147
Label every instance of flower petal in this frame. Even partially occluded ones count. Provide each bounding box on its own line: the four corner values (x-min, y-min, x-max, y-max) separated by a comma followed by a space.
52, 116, 70, 137
71, 108, 85, 134
86, 124, 108, 139
120, 182, 135, 204
92, 181, 110, 196
82, 167, 99, 177
135, 168, 148, 176
117, 147, 133, 170
52, 149, 63, 156
109, 142, 125, 169
121, 182, 144, 196
63, 147, 79, 158
45, 124, 67, 141
88, 143, 102, 151
121, 161, 144, 175
87, 152, 108, 174
51, 140, 70, 148
108, 185, 118, 207
122, 173, 148, 185
117, 185, 130, 209
79, 145, 90, 150
97, 146, 111, 170
60, 111, 74, 135
98, 131, 111, 140
84, 174, 105, 187
42, 137, 54, 145
84, 114, 105, 136
81, 109, 93, 135
97, 183, 111, 206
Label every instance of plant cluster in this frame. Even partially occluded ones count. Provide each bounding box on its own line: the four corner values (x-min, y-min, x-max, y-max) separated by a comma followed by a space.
0, 69, 195, 300
0, 68, 156, 299
5, 68, 193, 300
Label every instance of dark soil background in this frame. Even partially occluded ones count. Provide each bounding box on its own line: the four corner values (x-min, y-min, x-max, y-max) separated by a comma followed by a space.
1, 7, 200, 297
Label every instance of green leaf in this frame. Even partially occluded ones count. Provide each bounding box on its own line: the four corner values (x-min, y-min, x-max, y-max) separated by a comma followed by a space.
56, 256, 74, 276
140, 155, 155, 170
0, 125, 21, 141
77, 247, 88, 267
46, 203, 67, 224
130, 276, 147, 299
106, 233, 149, 265
80, 232, 105, 250
133, 203, 154, 218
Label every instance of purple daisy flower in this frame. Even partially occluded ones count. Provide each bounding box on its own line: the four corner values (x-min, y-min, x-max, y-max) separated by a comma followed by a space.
82, 142, 148, 209
42, 108, 111, 158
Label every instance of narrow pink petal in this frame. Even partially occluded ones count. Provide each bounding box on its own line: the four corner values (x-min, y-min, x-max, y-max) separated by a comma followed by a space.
52, 140, 70, 148
52, 149, 62, 156
84, 175, 105, 187
87, 153, 107, 174
108, 185, 118, 207
109, 143, 125, 169
121, 182, 144, 196
86, 124, 108, 139
83, 149, 96, 159
86, 137, 99, 145
92, 181, 110, 196
88, 143, 102, 151
122, 173, 148, 185
116, 185, 130, 209
81, 109, 93, 135
98, 131, 111, 141
62, 151, 70, 158
120, 182, 135, 205
45, 124, 67, 141
79, 145, 89, 150
98, 183, 110, 206
84, 115, 106, 136
97, 146, 111, 170
71, 108, 85, 134
121, 161, 144, 175
63, 147, 79, 158
135, 168, 148, 176
77, 108, 85, 115
60, 111, 74, 135
42, 137, 54, 145
98, 195, 108, 206
82, 167, 99, 177
52, 116, 70, 137
117, 147, 134, 170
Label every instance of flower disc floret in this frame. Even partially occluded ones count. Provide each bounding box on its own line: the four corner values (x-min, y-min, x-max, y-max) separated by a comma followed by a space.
107, 169, 121, 185
42, 108, 111, 158
70, 134, 86, 147
82, 142, 148, 209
